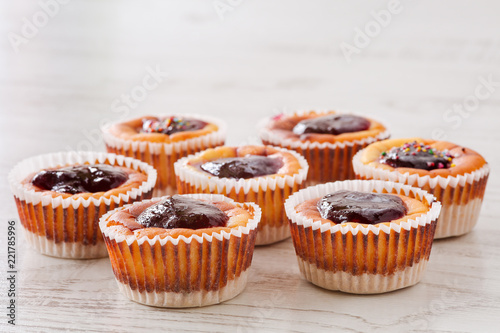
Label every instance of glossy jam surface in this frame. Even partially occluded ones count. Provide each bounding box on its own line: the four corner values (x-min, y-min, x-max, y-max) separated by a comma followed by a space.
200, 155, 284, 179
136, 195, 229, 229
141, 116, 207, 135
317, 190, 407, 225
380, 141, 454, 170
32, 164, 128, 194
293, 114, 371, 135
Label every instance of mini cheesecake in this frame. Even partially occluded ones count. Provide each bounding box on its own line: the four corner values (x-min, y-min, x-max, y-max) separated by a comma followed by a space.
353, 138, 490, 238
260, 110, 389, 184
106, 115, 218, 144
9, 152, 156, 258
174, 145, 308, 245
102, 115, 226, 196
284, 180, 441, 294
99, 194, 261, 307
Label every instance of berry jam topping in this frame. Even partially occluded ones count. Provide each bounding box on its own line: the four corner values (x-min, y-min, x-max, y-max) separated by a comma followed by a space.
136, 195, 229, 230
200, 155, 284, 179
141, 116, 207, 135
293, 114, 371, 136
317, 190, 407, 225
31, 164, 128, 195
380, 141, 455, 171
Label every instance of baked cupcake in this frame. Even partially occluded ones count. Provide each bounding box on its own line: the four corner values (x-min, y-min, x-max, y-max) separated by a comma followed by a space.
8, 152, 156, 258
102, 114, 226, 196
99, 194, 261, 307
260, 110, 389, 184
352, 138, 490, 238
174, 145, 308, 245
284, 180, 441, 294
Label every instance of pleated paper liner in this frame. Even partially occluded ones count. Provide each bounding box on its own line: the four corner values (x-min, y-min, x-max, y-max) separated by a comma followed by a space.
8, 152, 157, 259
352, 151, 490, 238
99, 194, 261, 308
259, 110, 390, 184
102, 114, 226, 196
284, 180, 441, 294
174, 146, 309, 245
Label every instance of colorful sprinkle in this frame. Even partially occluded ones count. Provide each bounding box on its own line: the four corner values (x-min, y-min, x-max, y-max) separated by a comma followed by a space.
141, 117, 207, 135
379, 141, 455, 171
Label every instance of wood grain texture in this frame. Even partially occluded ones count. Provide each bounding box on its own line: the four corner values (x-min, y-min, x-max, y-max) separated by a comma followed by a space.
1, 0, 499, 332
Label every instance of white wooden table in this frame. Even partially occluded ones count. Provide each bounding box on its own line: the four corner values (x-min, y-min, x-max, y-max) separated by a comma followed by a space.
1, 1, 499, 332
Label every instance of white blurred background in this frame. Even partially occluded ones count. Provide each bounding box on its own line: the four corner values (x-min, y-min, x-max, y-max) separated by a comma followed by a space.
1, 1, 499, 156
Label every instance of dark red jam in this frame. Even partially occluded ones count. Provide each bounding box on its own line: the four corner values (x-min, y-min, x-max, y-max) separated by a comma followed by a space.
136, 195, 229, 229
380, 141, 454, 171
31, 164, 128, 195
200, 155, 284, 179
317, 190, 407, 225
293, 114, 370, 136
141, 116, 207, 135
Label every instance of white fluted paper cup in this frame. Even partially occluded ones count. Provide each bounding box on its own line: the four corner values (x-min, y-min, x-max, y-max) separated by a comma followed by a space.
259, 110, 390, 184
352, 139, 490, 238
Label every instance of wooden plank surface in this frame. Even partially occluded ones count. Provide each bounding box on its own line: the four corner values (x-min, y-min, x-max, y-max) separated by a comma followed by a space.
1, 1, 499, 332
